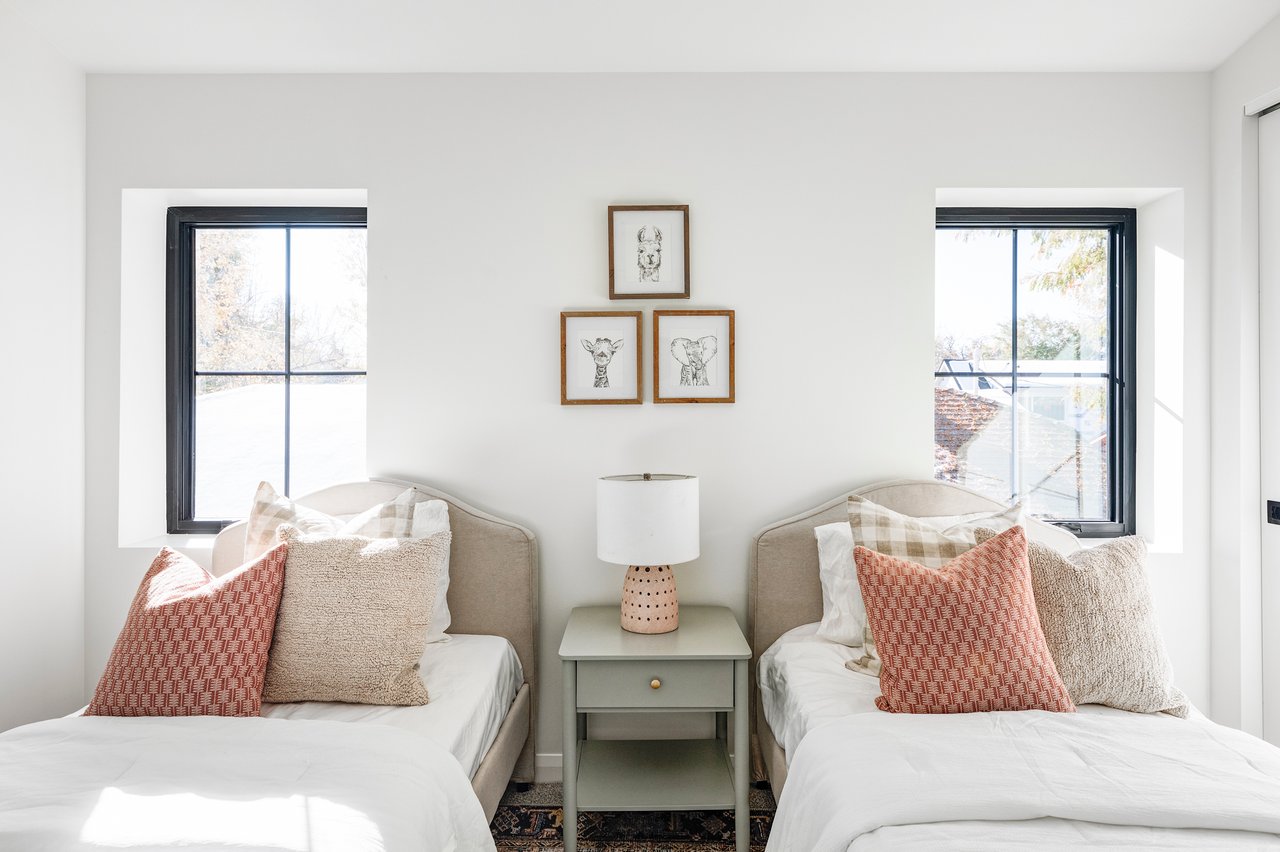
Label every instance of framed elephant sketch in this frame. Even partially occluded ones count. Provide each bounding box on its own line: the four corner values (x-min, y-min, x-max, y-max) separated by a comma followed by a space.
608, 205, 690, 300
653, 310, 735, 404
561, 311, 643, 405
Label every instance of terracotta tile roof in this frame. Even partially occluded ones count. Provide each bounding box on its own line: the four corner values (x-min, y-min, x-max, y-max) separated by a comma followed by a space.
934, 387, 1002, 482
933, 386, 1110, 519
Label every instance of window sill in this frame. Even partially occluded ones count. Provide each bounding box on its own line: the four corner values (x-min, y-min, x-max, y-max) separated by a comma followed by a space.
122, 533, 217, 553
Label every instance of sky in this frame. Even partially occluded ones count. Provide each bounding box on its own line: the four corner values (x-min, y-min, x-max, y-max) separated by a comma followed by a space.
934, 228, 1106, 364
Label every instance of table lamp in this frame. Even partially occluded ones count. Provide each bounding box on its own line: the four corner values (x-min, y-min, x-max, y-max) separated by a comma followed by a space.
597, 473, 699, 634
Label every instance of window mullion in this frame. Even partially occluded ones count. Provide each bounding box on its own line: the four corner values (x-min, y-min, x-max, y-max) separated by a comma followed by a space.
1009, 228, 1019, 505
283, 227, 292, 497
1110, 225, 1122, 525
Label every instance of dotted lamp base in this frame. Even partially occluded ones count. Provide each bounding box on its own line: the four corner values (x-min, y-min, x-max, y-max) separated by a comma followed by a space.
620, 565, 679, 634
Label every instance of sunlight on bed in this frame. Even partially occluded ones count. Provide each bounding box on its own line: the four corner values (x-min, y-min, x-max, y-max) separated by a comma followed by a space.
79, 787, 383, 850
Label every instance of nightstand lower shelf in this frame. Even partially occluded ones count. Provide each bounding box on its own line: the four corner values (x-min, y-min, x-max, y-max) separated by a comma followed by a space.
575, 739, 735, 811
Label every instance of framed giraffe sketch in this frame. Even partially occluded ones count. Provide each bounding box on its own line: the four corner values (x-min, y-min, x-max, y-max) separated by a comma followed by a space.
653, 309, 735, 404
608, 205, 690, 300
561, 311, 643, 405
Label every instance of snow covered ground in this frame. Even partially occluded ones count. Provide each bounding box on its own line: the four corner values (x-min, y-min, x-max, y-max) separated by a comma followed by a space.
193, 381, 366, 519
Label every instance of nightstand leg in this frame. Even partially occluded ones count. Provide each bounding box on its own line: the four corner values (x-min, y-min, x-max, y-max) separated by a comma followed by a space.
563, 660, 578, 852
734, 659, 749, 852
716, 711, 727, 740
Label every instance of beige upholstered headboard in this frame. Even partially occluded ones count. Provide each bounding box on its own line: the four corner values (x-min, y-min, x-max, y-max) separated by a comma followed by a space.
747, 478, 1079, 664
212, 477, 539, 780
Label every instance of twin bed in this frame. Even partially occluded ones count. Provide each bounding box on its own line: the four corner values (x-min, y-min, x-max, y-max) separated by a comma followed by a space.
9, 476, 1280, 849
751, 479, 1280, 850
0, 478, 536, 850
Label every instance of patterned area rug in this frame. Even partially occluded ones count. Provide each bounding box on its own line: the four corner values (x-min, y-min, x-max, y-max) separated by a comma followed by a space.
491, 783, 775, 851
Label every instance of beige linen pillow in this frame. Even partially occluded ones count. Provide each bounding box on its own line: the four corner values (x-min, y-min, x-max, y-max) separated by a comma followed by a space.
974, 528, 1189, 717
262, 525, 450, 706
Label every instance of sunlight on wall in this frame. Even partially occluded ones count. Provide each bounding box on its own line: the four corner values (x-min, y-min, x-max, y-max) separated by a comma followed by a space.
1149, 246, 1185, 553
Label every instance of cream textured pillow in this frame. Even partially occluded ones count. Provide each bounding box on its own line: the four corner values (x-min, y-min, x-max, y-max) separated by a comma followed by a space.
243, 482, 419, 562
262, 525, 450, 706
974, 528, 1189, 717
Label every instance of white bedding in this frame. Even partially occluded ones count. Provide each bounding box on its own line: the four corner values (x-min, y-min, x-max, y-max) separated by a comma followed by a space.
0, 715, 496, 851
758, 622, 1198, 761
262, 632, 522, 777
758, 622, 878, 759
769, 710, 1280, 851
761, 624, 1280, 851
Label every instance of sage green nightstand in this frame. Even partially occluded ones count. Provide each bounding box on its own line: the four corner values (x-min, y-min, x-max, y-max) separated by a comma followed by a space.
559, 605, 752, 852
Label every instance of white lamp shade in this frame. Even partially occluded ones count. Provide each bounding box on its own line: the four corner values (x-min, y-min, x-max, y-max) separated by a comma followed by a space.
597, 474, 699, 566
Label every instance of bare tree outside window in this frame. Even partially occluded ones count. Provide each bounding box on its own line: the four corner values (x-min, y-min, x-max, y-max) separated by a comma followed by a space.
168, 208, 368, 532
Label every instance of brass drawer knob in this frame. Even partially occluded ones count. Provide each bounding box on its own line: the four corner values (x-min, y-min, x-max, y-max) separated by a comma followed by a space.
650, 678, 662, 690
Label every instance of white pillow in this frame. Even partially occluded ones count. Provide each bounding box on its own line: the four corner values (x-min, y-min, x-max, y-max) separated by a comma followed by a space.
412, 500, 453, 643
815, 522, 864, 646
814, 503, 1030, 648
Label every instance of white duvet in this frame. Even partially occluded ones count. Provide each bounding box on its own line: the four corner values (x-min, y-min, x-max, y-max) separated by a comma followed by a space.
767, 709, 1280, 851
0, 715, 497, 852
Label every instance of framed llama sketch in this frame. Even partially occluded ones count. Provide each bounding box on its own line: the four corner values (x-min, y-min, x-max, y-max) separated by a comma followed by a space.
608, 205, 690, 300
561, 311, 643, 405
653, 310, 734, 404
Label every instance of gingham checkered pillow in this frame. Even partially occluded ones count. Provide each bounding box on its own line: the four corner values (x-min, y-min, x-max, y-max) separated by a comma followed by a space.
844, 495, 1024, 676
243, 482, 419, 562
342, 487, 419, 539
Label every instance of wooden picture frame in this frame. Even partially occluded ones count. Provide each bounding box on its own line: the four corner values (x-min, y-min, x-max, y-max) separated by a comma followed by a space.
561, 311, 643, 405
653, 310, 735, 404
608, 205, 690, 300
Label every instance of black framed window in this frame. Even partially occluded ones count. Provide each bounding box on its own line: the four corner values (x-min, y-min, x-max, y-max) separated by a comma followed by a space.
934, 208, 1135, 537
167, 207, 368, 534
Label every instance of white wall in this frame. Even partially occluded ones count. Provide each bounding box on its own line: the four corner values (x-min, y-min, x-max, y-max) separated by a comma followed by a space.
1259, 110, 1280, 740
84, 72, 1212, 772
1209, 13, 1280, 737
0, 7, 86, 729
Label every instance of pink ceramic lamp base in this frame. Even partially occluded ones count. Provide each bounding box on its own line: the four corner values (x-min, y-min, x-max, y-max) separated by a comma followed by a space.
620, 564, 679, 634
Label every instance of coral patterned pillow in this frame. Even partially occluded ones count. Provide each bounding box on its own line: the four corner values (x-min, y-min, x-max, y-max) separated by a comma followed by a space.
86, 545, 288, 717
855, 526, 1075, 714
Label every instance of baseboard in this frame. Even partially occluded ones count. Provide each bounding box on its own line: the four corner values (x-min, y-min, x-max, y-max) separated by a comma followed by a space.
535, 753, 563, 783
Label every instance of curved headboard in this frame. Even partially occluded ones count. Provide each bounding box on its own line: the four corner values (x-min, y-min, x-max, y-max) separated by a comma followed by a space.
747, 478, 1078, 664
213, 477, 539, 780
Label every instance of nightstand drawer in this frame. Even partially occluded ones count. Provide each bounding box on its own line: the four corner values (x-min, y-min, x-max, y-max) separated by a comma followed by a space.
577, 660, 733, 709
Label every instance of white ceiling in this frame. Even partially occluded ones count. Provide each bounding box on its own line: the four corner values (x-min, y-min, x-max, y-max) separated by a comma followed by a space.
8, 0, 1280, 74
